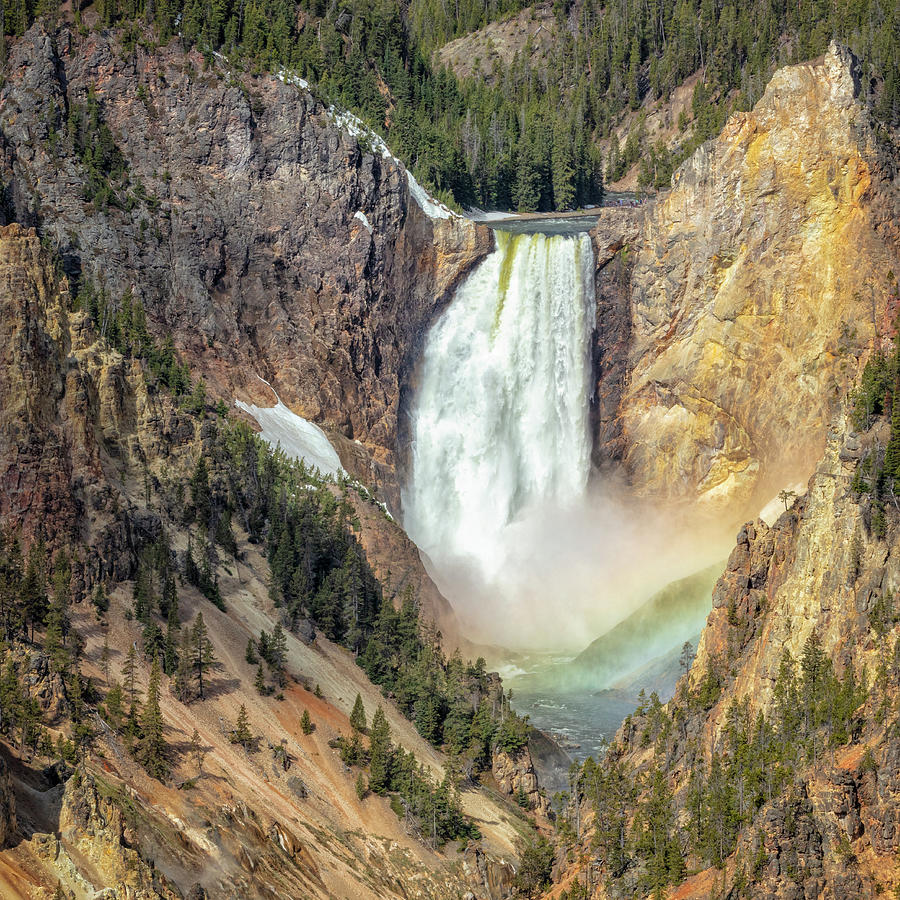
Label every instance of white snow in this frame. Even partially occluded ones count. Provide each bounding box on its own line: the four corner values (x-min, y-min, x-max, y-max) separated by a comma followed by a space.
353, 210, 373, 233
275, 67, 310, 92
325, 105, 457, 221
235, 385, 344, 478
327, 106, 395, 160
406, 172, 455, 220
465, 207, 517, 222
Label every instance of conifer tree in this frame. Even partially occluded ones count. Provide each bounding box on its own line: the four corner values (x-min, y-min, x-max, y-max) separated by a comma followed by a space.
174, 629, 192, 701
350, 693, 367, 733
0, 658, 18, 736
254, 663, 266, 694
269, 623, 288, 683
123, 644, 140, 711
300, 709, 314, 735
164, 598, 180, 676
190, 612, 216, 699
104, 681, 125, 731
91, 583, 109, 622
231, 704, 253, 748
138, 660, 168, 779
368, 705, 393, 794
45, 550, 72, 676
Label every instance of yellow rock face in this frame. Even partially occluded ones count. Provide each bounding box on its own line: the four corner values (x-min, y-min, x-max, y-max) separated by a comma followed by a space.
619, 43, 900, 519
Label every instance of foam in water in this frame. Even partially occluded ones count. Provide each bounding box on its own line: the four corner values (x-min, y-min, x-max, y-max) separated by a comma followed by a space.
403, 229, 595, 593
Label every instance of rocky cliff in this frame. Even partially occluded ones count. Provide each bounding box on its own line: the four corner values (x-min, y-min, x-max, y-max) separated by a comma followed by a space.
551, 396, 900, 897
592, 43, 900, 518
0, 23, 492, 511
0, 222, 525, 900
491, 745, 550, 817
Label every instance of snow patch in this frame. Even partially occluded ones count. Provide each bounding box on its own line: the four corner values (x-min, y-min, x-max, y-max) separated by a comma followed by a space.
325, 105, 457, 220
353, 210, 373, 233
465, 207, 518, 222
235, 384, 343, 478
275, 67, 310, 92
327, 106, 395, 161
406, 172, 454, 220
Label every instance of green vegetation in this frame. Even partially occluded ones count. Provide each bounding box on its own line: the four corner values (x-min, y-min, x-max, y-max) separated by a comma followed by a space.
10, 0, 896, 211
570, 629, 869, 897
0, 239, 531, 846
333, 703, 478, 846
349, 693, 366, 733
230, 703, 254, 748
514, 832, 555, 896
74, 283, 192, 397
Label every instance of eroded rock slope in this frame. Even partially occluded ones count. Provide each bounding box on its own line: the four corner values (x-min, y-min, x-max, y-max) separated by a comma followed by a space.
592, 43, 900, 518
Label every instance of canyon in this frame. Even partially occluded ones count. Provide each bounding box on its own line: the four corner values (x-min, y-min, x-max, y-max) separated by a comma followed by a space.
0, 12, 898, 900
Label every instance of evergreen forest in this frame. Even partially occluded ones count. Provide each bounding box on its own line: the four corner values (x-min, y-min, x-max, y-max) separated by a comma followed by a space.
2, 0, 898, 210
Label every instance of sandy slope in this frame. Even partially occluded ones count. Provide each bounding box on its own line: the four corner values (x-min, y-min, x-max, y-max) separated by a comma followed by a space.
51, 525, 527, 899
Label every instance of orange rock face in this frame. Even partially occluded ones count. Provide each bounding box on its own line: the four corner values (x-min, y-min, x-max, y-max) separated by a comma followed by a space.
592, 44, 900, 521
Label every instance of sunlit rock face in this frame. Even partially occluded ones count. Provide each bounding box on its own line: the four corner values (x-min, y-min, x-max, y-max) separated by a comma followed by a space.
594, 43, 900, 518
0, 24, 492, 511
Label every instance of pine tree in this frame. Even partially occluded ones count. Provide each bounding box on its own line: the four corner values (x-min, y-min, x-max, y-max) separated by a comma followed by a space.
190, 612, 216, 699
190, 456, 212, 525
138, 659, 168, 779
0, 658, 19, 736
350, 693, 367, 733
104, 681, 125, 731
22, 535, 48, 643
164, 598, 180, 676
254, 663, 267, 694
123, 644, 139, 711
92, 583, 109, 621
231, 704, 253, 748
368, 705, 393, 794
174, 629, 192, 701
45, 551, 72, 677
300, 709, 314, 735
270, 623, 288, 683
132, 561, 153, 623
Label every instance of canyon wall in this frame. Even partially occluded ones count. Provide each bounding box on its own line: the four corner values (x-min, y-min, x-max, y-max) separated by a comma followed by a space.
0, 24, 491, 510
0, 220, 521, 900
592, 43, 900, 518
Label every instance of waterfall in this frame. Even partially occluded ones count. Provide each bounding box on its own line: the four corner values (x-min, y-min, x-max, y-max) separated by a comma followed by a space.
403, 229, 595, 598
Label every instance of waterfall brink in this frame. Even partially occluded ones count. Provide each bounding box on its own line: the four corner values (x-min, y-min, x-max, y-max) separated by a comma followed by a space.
403, 230, 595, 617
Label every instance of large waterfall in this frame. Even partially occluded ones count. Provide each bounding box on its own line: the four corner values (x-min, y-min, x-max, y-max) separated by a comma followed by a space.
403, 229, 596, 638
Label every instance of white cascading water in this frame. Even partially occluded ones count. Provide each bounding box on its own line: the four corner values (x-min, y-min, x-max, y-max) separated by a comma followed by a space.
403, 229, 595, 636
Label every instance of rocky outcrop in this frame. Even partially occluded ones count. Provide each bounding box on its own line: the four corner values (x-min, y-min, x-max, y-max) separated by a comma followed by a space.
581, 403, 900, 897
491, 745, 549, 816
689, 414, 873, 729
347, 488, 461, 638
33, 771, 180, 899
0, 23, 492, 510
0, 223, 183, 586
591, 43, 900, 517
590, 207, 642, 472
